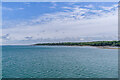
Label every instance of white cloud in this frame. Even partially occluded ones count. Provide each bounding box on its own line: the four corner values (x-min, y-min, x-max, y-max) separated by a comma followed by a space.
50, 2, 57, 8
101, 6, 113, 10
84, 4, 94, 8
2, 7, 13, 11
2, 7, 25, 11
62, 7, 73, 9
2, 5, 118, 45
101, 4, 118, 10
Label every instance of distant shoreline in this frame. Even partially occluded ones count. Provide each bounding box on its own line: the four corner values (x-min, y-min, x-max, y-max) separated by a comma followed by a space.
94, 46, 119, 49
33, 45, 119, 49
33, 41, 120, 49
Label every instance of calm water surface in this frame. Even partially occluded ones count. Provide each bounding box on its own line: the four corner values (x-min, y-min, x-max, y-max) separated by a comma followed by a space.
2, 46, 118, 78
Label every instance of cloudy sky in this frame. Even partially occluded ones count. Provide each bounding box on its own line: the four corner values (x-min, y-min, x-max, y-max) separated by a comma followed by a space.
1, 2, 118, 45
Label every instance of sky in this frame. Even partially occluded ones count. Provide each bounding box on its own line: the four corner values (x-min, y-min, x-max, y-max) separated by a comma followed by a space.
2, 0, 120, 2
1, 2, 118, 45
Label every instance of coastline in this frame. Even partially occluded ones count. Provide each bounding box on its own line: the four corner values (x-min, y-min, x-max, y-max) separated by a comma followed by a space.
33, 41, 120, 49
33, 45, 119, 49
94, 46, 119, 49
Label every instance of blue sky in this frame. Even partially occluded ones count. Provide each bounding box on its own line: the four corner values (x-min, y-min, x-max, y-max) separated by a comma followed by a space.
2, 0, 119, 2
2, 2, 117, 21
1, 2, 118, 45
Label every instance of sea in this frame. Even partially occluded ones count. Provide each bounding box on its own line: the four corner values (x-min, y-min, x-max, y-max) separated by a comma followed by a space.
2, 46, 118, 78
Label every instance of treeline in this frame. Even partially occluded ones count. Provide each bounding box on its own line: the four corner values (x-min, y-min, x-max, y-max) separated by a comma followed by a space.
34, 41, 120, 46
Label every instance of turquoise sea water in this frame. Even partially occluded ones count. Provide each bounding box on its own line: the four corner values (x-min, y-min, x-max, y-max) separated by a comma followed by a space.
2, 46, 118, 78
